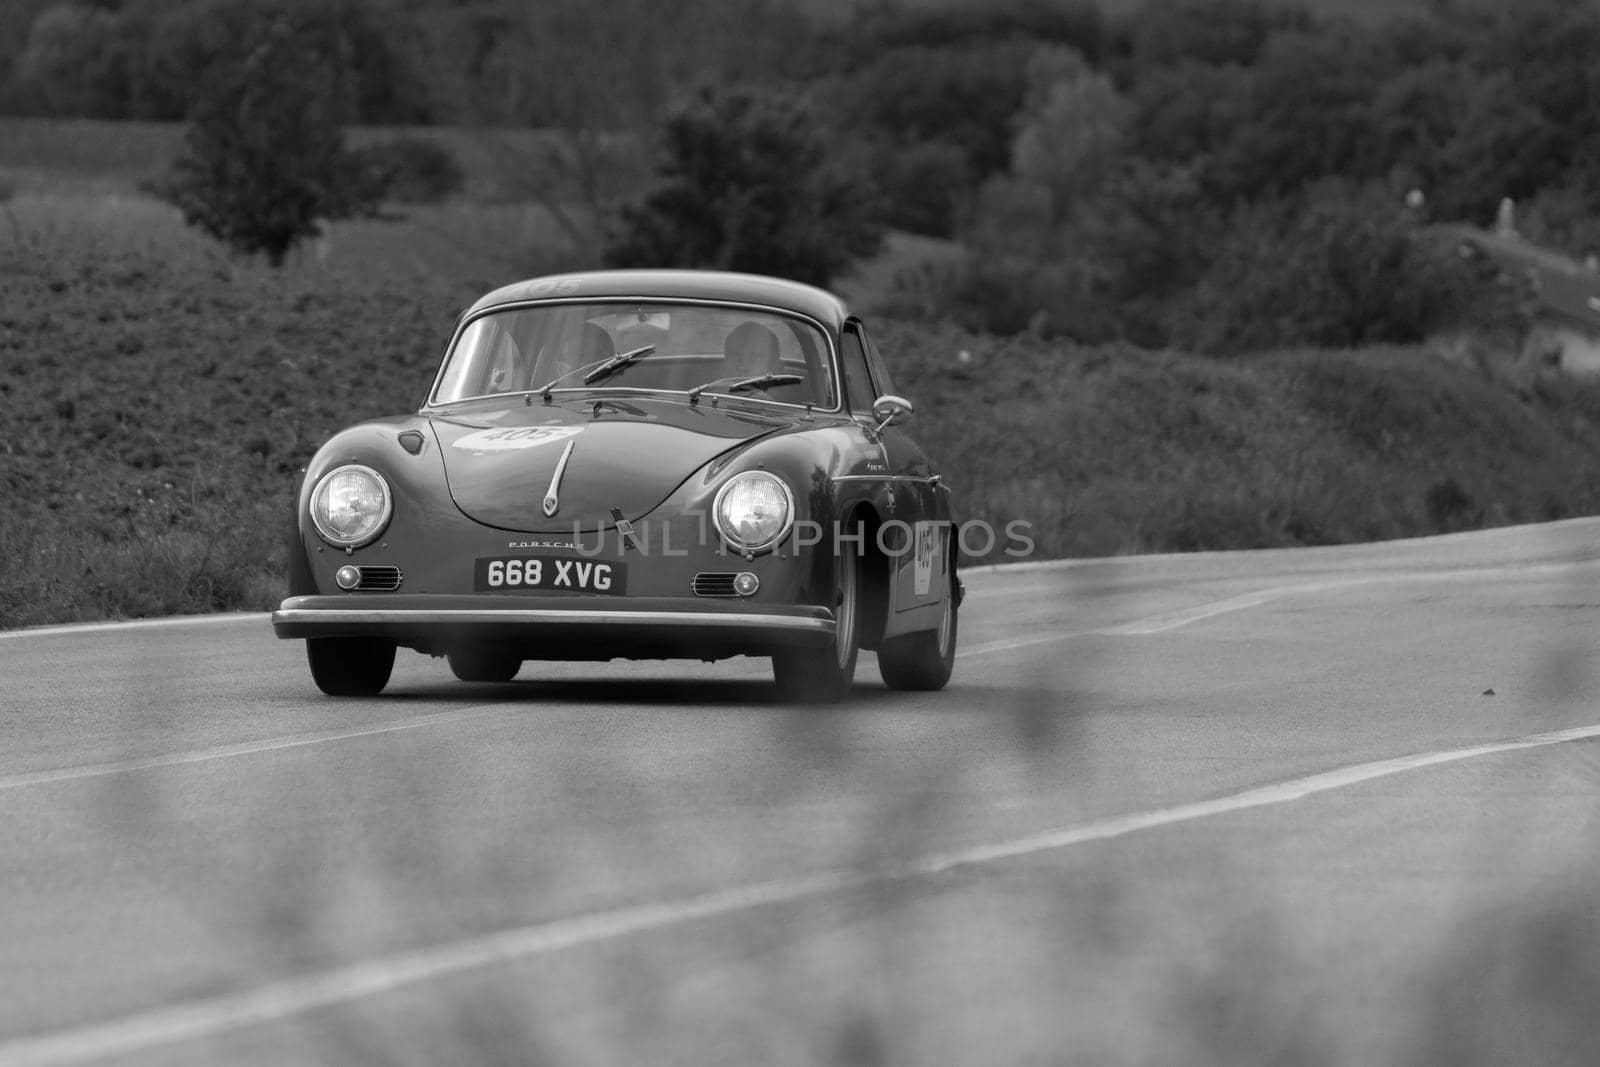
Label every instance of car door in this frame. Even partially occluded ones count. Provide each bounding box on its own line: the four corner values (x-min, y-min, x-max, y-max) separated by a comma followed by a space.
842, 319, 951, 635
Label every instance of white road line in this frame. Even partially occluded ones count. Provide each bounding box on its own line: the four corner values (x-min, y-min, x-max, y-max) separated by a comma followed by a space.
1096, 584, 1336, 636
4, 720, 1599, 1067
957, 583, 1335, 655
959, 515, 1600, 574
0, 614, 264, 641
899, 722, 1600, 874
970, 560, 1600, 650
0, 711, 499, 792
957, 631, 1096, 658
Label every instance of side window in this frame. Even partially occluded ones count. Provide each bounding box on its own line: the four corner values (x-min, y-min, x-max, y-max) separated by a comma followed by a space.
840, 322, 878, 413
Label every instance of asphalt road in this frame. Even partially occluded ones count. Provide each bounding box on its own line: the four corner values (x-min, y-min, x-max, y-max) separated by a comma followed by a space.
3, 519, 1600, 1065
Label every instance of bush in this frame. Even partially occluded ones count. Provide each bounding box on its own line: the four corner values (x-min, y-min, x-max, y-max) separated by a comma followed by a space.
936, 254, 1128, 341
1172, 182, 1508, 355
910, 156, 1216, 345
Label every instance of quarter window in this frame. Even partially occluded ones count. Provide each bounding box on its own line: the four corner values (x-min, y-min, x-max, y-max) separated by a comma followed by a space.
840, 322, 877, 413
859, 325, 897, 399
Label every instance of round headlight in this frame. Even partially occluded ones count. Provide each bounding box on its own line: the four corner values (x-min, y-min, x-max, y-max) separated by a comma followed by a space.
309, 464, 392, 548
713, 471, 794, 553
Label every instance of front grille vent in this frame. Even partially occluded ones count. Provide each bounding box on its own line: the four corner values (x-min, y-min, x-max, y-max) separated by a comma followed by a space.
691, 572, 740, 597
354, 565, 404, 591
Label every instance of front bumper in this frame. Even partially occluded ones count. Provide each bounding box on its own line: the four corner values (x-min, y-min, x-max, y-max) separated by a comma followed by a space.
271, 594, 835, 660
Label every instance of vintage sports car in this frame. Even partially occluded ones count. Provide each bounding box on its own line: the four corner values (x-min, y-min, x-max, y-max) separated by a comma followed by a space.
272, 269, 959, 702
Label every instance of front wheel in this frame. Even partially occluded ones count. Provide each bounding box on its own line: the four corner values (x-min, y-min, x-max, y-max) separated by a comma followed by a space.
877, 567, 958, 691
307, 637, 395, 696
773, 543, 861, 704
448, 648, 522, 683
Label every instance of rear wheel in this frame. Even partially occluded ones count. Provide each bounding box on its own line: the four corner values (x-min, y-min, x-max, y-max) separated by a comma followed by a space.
773, 542, 861, 704
877, 564, 958, 691
448, 648, 522, 683
307, 637, 395, 697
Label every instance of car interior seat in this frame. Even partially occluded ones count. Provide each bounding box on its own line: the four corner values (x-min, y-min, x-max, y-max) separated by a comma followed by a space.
723, 321, 781, 379
578, 321, 616, 365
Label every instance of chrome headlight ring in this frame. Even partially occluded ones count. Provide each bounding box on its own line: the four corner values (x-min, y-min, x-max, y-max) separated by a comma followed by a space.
713, 471, 795, 555
309, 464, 393, 549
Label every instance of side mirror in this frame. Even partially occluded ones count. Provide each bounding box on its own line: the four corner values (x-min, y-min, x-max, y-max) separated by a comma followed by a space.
872, 394, 914, 431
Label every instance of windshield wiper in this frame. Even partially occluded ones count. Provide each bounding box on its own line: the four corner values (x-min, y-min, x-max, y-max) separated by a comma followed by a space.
687, 372, 804, 404
583, 344, 656, 385
534, 345, 656, 402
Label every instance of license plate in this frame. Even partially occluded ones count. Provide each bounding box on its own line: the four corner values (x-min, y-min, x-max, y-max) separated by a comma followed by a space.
474, 556, 626, 594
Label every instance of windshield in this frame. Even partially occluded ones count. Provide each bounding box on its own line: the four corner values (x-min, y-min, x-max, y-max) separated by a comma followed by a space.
431, 302, 838, 409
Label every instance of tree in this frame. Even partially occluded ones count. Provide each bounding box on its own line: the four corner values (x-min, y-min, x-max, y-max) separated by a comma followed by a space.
1197, 25, 1396, 202
464, 0, 664, 252
10, 3, 130, 116
1466, 0, 1600, 208
1010, 47, 1129, 219
157, 5, 364, 266
947, 47, 1139, 340
603, 86, 883, 288
864, 138, 974, 237
819, 38, 1044, 179
456, 0, 818, 252
1126, 60, 1254, 169
1121, 0, 1312, 69
833, 0, 1109, 67
1366, 61, 1552, 222
6, 0, 431, 122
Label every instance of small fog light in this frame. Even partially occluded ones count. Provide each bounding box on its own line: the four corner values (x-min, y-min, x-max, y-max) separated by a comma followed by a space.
335, 565, 361, 590
733, 571, 760, 597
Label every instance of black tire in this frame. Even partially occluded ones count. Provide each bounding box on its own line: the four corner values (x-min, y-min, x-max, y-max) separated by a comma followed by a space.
447, 648, 522, 683
877, 563, 958, 691
307, 637, 395, 697
773, 541, 861, 704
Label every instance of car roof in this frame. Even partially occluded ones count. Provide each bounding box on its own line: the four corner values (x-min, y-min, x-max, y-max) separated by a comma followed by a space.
463, 269, 851, 330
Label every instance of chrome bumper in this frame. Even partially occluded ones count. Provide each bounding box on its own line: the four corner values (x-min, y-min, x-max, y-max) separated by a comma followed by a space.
271, 594, 836, 655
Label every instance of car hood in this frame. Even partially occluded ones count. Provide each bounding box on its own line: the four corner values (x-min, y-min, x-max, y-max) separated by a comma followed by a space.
428, 398, 789, 532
